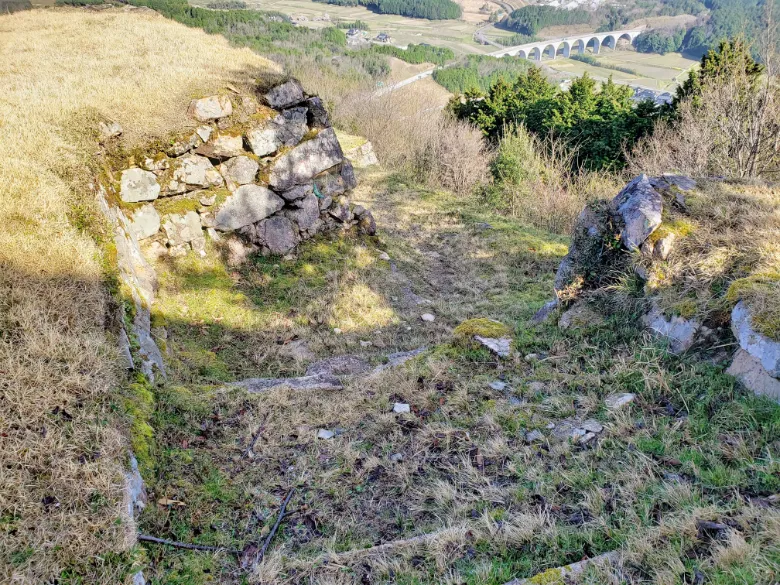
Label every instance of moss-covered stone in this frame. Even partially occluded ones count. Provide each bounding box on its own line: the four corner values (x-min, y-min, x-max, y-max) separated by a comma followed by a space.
453, 318, 512, 341
727, 272, 780, 340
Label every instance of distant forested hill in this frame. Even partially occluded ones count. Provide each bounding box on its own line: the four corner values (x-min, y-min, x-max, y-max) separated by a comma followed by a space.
312, 0, 461, 20
505, 6, 591, 35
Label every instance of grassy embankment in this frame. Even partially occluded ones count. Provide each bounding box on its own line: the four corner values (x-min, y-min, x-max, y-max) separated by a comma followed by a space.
0, 8, 277, 583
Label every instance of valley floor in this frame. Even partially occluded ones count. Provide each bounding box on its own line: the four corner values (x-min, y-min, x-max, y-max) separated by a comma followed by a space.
139, 169, 779, 585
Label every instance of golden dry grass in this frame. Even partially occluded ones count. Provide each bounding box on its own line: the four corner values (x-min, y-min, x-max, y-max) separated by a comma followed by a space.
0, 7, 277, 582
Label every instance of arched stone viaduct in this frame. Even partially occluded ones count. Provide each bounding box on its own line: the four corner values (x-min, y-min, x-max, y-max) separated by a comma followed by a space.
489, 28, 645, 61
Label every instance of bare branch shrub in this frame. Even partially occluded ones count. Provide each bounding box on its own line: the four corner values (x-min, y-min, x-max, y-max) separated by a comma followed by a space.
333, 89, 489, 195
629, 67, 780, 179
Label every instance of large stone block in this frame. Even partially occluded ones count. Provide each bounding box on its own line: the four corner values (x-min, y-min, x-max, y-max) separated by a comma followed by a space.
612, 174, 663, 250
214, 184, 284, 231
257, 215, 299, 254
268, 128, 344, 190
120, 168, 160, 203
162, 154, 223, 194
732, 301, 780, 377
264, 79, 305, 109
188, 95, 233, 122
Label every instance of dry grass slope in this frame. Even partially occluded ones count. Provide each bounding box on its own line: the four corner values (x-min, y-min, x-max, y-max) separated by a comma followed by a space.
0, 8, 277, 583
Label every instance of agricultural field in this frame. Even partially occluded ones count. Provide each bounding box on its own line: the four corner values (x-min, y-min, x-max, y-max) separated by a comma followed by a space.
547, 49, 698, 91
191, 0, 498, 54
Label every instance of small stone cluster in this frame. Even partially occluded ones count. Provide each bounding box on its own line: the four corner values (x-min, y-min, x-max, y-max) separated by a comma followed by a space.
116, 79, 376, 258
542, 174, 780, 401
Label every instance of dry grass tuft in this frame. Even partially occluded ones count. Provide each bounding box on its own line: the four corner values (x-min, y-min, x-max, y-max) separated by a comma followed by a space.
0, 8, 276, 582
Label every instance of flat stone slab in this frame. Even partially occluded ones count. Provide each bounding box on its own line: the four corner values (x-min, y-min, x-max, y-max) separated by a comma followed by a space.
121, 168, 160, 203
370, 347, 427, 375
605, 392, 636, 409
732, 301, 780, 377
727, 349, 780, 401
267, 128, 344, 190
306, 355, 372, 377
232, 374, 343, 393
475, 336, 512, 357
214, 184, 284, 231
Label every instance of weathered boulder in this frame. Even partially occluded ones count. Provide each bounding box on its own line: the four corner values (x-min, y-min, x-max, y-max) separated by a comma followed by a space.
642, 302, 700, 354
285, 193, 320, 231
305, 96, 330, 128
731, 301, 780, 377
219, 156, 259, 188
214, 184, 284, 231
356, 207, 377, 236
268, 128, 344, 190
612, 174, 663, 250
130, 204, 160, 240
188, 95, 233, 122
264, 79, 304, 109
195, 132, 244, 159
256, 215, 299, 254
727, 349, 780, 400
120, 168, 160, 203
162, 154, 223, 194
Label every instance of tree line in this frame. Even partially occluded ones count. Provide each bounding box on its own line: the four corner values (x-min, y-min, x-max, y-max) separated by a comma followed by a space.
313, 0, 461, 20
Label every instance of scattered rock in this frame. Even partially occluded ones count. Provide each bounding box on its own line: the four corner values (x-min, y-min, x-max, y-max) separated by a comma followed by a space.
642, 302, 700, 354
389, 453, 404, 463
393, 403, 411, 414
475, 336, 512, 358
525, 430, 544, 443
731, 301, 780, 377
268, 128, 344, 190
130, 204, 160, 240
99, 120, 122, 141
653, 233, 676, 261
120, 168, 160, 203
531, 299, 558, 325
344, 140, 379, 168
558, 302, 605, 331
306, 355, 372, 377
727, 349, 780, 401
264, 79, 305, 109
527, 381, 546, 393
188, 95, 233, 122
612, 174, 663, 250
605, 392, 636, 409
421, 313, 436, 322
525, 353, 540, 362
378, 252, 390, 261
359, 340, 372, 348
219, 155, 259, 187
581, 419, 603, 433
215, 184, 284, 231
578, 432, 597, 445
279, 339, 315, 361
317, 429, 336, 440
232, 374, 343, 393
369, 347, 427, 375
489, 380, 507, 391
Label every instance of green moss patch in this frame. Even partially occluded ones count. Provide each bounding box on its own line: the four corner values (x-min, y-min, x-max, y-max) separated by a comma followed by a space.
727, 271, 780, 339
453, 317, 512, 340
